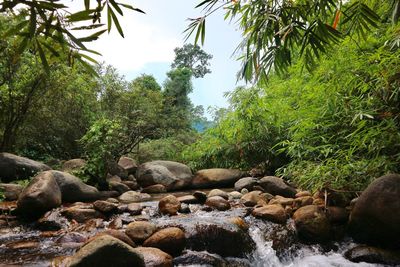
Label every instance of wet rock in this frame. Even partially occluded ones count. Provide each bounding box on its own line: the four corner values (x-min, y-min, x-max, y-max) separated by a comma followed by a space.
193, 191, 207, 203
173, 250, 227, 267
348, 173, 400, 248
125, 221, 158, 243
259, 176, 296, 198
126, 203, 143, 215
109, 181, 130, 194
240, 188, 249, 194
191, 168, 244, 189
137, 161, 193, 190
0, 183, 23, 201
56, 232, 87, 245
269, 196, 294, 206
252, 204, 287, 224
122, 180, 139, 190
205, 196, 231, 211
106, 160, 128, 179
228, 191, 243, 199
51, 170, 100, 202
62, 207, 105, 223
118, 191, 151, 204
326, 206, 348, 224
61, 159, 86, 173
37, 209, 68, 231
134, 247, 173, 267
158, 195, 181, 215
344, 245, 400, 265
179, 203, 191, 214
92, 229, 136, 247
0, 152, 51, 182
293, 196, 313, 208
177, 195, 198, 204
68, 235, 145, 267
313, 198, 325, 206
240, 191, 264, 207
109, 217, 123, 229
118, 156, 138, 175
7, 240, 39, 250
98, 190, 119, 199
106, 174, 122, 183
143, 227, 186, 256
234, 177, 258, 192
207, 189, 229, 199
142, 184, 167, 194
295, 191, 311, 198
93, 200, 118, 214
17, 171, 62, 218
293, 205, 331, 243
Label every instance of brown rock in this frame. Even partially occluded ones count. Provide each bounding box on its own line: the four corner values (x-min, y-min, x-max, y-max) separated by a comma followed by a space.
125, 221, 157, 243
134, 247, 173, 267
126, 203, 143, 215
158, 195, 181, 215
259, 176, 296, 198
327, 206, 348, 224
143, 227, 186, 256
118, 156, 138, 175
293, 205, 331, 243
193, 191, 207, 203
93, 200, 118, 214
269, 196, 294, 206
294, 196, 314, 208
109, 181, 130, 194
205, 196, 231, 211
207, 189, 229, 199
240, 191, 263, 207
177, 195, 198, 204
191, 168, 243, 189
142, 184, 167, 194
62, 207, 105, 223
252, 204, 287, 224
118, 191, 151, 204
295, 191, 311, 198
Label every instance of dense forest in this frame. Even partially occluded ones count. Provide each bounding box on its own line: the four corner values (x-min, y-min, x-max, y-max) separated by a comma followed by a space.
0, 0, 399, 194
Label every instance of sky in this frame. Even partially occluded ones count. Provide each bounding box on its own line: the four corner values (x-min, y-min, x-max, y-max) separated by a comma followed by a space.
68, 0, 244, 116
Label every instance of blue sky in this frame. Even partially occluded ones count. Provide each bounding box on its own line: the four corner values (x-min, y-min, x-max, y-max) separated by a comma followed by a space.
70, 0, 245, 116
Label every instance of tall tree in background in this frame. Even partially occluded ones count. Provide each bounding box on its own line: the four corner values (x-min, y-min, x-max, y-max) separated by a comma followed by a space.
171, 44, 213, 78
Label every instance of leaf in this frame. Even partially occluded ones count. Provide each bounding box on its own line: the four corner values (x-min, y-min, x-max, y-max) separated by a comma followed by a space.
36, 39, 50, 73
108, 7, 124, 37
78, 29, 107, 42
84, 0, 90, 10
68, 9, 96, 22
117, 3, 145, 14
109, 0, 123, 15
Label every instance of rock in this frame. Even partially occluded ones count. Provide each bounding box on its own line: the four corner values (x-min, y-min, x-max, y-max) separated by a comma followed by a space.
193, 191, 207, 203
137, 161, 193, 190
143, 227, 185, 256
191, 168, 244, 189
125, 221, 158, 243
179, 203, 190, 213
61, 159, 86, 173
252, 204, 287, 224
134, 247, 173, 267
293, 205, 331, 243
118, 156, 138, 175
98, 190, 119, 199
106, 160, 128, 179
295, 191, 311, 198
177, 195, 198, 204
106, 174, 122, 183
294, 196, 313, 208
348, 174, 400, 248
93, 200, 118, 214
17, 171, 61, 218
313, 198, 325, 206
234, 177, 258, 192
92, 229, 136, 248
326, 206, 348, 224
62, 207, 105, 223
228, 191, 243, 199
36, 210, 68, 231
109, 217, 123, 229
205, 196, 231, 211
68, 235, 145, 267
118, 191, 151, 204
269, 196, 294, 206
207, 189, 229, 199
109, 181, 130, 194
344, 245, 400, 265
142, 184, 167, 194
241, 188, 249, 194
173, 250, 227, 267
51, 170, 100, 202
56, 232, 87, 246
158, 195, 181, 215
126, 203, 143, 215
0, 183, 23, 200
259, 176, 296, 198
0, 152, 51, 182
240, 191, 264, 207
121, 180, 139, 190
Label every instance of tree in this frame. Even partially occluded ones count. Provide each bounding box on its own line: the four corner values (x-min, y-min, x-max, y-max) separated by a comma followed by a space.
163, 68, 193, 110
130, 74, 161, 92
171, 44, 213, 78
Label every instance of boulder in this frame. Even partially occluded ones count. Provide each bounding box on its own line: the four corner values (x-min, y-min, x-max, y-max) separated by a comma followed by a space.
93, 200, 118, 214
177, 195, 198, 204
121, 180, 139, 190
158, 195, 181, 215
293, 205, 331, 243
137, 161, 192, 190
51, 170, 100, 202
142, 184, 167, 194
252, 204, 287, 224
0, 152, 51, 182
61, 207, 105, 223
89, 230, 136, 248
61, 159, 86, 173
173, 250, 227, 267
259, 176, 296, 198
207, 189, 229, 199
240, 191, 264, 207
269, 196, 294, 206
344, 245, 400, 265
348, 174, 400, 248
109, 181, 130, 194
193, 191, 207, 203
143, 227, 186, 256
125, 203, 143, 215
37, 209, 69, 231
118, 191, 151, 204
68, 235, 145, 267
234, 177, 258, 192
134, 247, 173, 267
0, 183, 23, 200
295, 191, 311, 198
106, 160, 128, 179
118, 156, 138, 175
205, 196, 231, 211
228, 191, 243, 199
17, 172, 62, 218
191, 168, 244, 189
326, 206, 348, 224
125, 221, 158, 243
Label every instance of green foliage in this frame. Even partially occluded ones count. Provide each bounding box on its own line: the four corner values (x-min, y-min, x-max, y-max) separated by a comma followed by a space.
171, 44, 213, 78
185, 24, 400, 192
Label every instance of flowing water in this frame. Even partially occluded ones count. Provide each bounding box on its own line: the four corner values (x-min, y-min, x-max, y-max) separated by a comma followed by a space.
0, 193, 389, 267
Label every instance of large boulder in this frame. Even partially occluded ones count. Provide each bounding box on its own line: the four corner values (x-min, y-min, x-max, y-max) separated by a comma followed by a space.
348, 174, 400, 248
68, 235, 145, 267
118, 156, 138, 175
61, 159, 86, 173
125, 221, 158, 243
234, 177, 259, 192
293, 205, 331, 243
0, 183, 23, 200
259, 176, 296, 198
252, 204, 287, 224
137, 161, 193, 190
17, 172, 62, 218
344, 245, 400, 265
50, 170, 100, 202
0, 152, 51, 182
191, 168, 244, 189
158, 195, 181, 216
118, 191, 151, 204
143, 227, 186, 256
